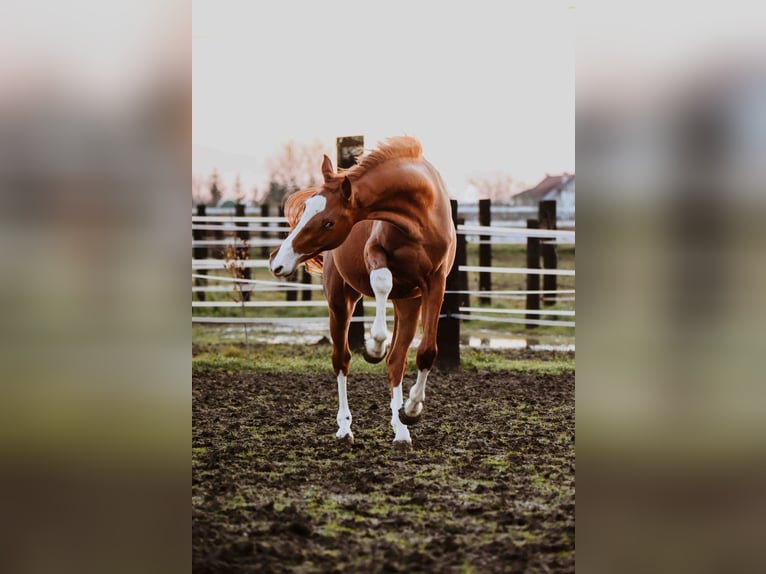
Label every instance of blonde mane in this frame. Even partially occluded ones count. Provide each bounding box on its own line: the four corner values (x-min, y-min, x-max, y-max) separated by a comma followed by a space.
282, 137, 423, 276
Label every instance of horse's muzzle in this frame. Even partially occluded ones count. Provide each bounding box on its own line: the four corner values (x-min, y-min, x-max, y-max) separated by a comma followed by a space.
268, 248, 284, 277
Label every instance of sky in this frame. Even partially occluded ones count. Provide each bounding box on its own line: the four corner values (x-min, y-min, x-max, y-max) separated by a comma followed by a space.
193, 0, 575, 201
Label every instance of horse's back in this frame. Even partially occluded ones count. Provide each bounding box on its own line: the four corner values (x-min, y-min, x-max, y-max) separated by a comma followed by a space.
325, 156, 455, 300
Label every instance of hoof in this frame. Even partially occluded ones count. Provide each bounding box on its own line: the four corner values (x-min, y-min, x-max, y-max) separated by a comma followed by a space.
336, 434, 354, 446
392, 439, 412, 451
398, 406, 422, 426
362, 341, 389, 364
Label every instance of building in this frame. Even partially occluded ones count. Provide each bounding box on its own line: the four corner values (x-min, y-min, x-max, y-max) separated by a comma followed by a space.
512, 173, 575, 216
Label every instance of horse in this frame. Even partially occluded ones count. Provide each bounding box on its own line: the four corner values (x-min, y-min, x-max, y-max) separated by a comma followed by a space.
270, 136, 456, 448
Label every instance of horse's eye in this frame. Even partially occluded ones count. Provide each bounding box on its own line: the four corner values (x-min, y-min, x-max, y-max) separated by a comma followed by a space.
323, 220, 334, 230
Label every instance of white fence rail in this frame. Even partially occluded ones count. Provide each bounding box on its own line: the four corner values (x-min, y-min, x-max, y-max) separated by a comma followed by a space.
192, 209, 575, 331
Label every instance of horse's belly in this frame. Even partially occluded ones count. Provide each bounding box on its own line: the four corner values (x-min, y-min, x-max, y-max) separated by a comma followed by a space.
331, 222, 423, 300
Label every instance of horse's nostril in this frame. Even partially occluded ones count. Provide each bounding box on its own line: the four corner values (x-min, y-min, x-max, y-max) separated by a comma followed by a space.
273, 265, 283, 275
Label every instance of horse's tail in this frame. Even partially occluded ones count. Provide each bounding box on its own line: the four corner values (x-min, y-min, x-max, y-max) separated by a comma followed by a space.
283, 187, 324, 276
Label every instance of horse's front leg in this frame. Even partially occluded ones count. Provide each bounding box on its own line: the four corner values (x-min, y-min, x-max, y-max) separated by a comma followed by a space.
326, 257, 359, 444
336, 371, 353, 441
362, 267, 392, 363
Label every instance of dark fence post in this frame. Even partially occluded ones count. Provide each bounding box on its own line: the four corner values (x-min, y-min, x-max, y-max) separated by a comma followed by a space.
338, 135, 365, 351
234, 203, 251, 301
478, 198, 492, 305
539, 200, 558, 307
301, 267, 312, 301
193, 204, 207, 301
526, 219, 540, 328
457, 217, 469, 310
436, 200, 461, 371
260, 203, 270, 258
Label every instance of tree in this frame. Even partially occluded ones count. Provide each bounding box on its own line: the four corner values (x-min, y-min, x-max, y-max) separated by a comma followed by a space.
264, 139, 329, 194
263, 180, 290, 206
467, 170, 523, 202
208, 168, 223, 206
192, 173, 207, 205
232, 174, 243, 204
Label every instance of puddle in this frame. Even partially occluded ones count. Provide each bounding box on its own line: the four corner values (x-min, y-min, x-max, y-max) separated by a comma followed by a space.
468, 336, 574, 352
216, 324, 574, 352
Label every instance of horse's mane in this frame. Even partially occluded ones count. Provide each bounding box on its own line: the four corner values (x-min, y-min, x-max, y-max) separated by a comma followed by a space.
282, 137, 423, 276
341, 136, 422, 182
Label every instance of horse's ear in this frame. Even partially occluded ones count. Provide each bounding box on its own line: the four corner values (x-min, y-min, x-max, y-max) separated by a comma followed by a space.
341, 176, 354, 204
321, 155, 334, 182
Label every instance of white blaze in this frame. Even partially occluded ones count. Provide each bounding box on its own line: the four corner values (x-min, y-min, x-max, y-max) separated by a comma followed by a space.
270, 195, 326, 276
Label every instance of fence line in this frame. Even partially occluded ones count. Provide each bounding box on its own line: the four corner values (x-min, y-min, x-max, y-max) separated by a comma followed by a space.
192, 300, 394, 309
458, 224, 575, 241
192, 199, 575, 359
451, 314, 575, 328
458, 306, 575, 317
459, 265, 575, 276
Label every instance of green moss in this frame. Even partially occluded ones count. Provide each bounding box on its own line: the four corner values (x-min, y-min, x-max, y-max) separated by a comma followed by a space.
193, 341, 574, 375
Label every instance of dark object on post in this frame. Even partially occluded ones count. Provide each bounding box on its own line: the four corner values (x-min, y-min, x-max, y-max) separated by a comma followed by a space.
526, 219, 540, 328
478, 198, 492, 305
538, 200, 558, 306
338, 136, 366, 351
436, 199, 461, 370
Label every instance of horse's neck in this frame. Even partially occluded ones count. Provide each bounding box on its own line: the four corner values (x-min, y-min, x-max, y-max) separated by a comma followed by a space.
354, 162, 440, 234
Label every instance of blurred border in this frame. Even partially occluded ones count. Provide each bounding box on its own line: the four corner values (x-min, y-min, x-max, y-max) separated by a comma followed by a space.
0, 1, 190, 573
577, 3, 766, 572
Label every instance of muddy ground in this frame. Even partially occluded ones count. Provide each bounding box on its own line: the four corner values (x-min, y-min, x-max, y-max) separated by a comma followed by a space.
192, 363, 574, 573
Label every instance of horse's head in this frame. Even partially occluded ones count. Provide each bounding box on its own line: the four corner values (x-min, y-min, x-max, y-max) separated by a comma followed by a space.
270, 155, 357, 278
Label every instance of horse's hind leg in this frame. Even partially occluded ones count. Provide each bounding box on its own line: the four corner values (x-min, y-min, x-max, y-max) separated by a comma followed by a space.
399, 276, 447, 426
324, 255, 361, 443
386, 297, 421, 447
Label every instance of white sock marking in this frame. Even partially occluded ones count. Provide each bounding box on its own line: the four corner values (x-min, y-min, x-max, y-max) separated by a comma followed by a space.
336, 372, 353, 440
404, 369, 429, 418
366, 268, 392, 357
391, 384, 412, 443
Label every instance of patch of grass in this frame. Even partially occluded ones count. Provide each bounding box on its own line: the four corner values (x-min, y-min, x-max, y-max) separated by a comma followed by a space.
193, 341, 574, 375
460, 348, 574, 373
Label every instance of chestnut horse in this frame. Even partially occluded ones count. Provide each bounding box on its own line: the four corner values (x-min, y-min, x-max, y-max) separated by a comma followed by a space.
270, 137, 456, 447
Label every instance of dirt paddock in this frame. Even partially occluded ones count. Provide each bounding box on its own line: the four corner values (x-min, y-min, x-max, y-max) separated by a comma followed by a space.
193, 364, 574, 573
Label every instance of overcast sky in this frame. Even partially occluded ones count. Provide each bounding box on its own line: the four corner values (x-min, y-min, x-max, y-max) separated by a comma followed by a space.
192, 0, 575, 200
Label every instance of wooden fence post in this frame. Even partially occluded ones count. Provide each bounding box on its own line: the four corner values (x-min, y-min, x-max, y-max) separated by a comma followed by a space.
234, 203, 251, 301
260, 203, 270, 258
338, 135, 365, 351
539, 200, 558, 307
457, 217, 469, 311
526, 219, 540, 328
436, 199, 461, 371
478, 198, 492, 305
193, 204, 207, 301
301, 267, 312, 301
